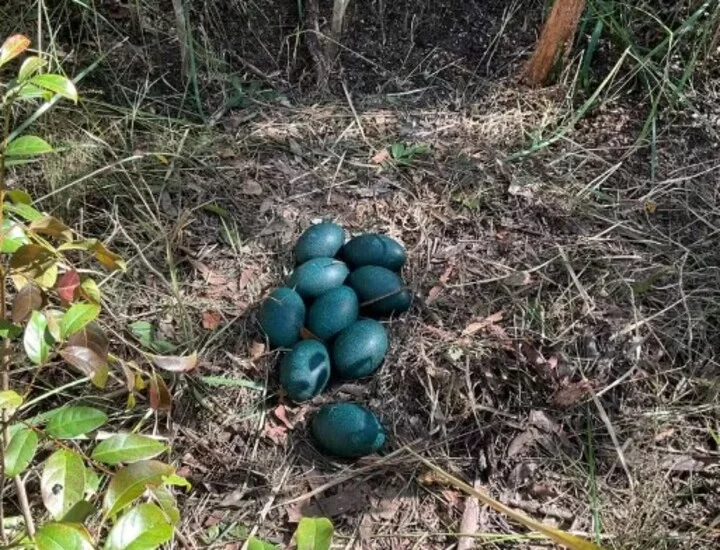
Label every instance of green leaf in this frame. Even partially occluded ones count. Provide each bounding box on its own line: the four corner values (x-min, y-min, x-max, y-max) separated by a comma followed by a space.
91, 434, 167, 465
15, 83, 52, 101
161, 473, 191, 491
60, 303, 101, 339
29, 74, 78, 102
150, 486, 180, 525
60, 500, 95, 523
391, 143, 405, 159
4, 135, 54, 157
23, 310, 52, 365
103, 503, 174, 550
129, 321, 153, 347
41, 450, 86, 520
10, 243, 58, 289
0, 390, 23, 412
3, 202, 43, 222
46, 406, 108, 439
295, 517, 334, 550
247, 538, 279, 550
0, 35, 30, 68
1, 218, 30, 254
85, 468, 101, 496
18, 56, 46, 81
4, 427, 38, 477
103, 460, 174, 518
35, 522, 93, 550
6, 189, 32, 204
0, 320, 22, 339
79, 277, 100, 303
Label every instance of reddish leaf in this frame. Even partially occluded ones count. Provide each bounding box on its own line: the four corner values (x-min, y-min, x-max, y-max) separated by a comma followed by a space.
201, 311, 221, 330
149, 374, 171, 411
273, 405, 294, 429
0, 35, 31, 68
371, 149, 390, 164
60, 346, 109, 388
56, 270, 80, 302
462, 311, 504, 337
11, 283, 43, 323
150, 353, 198, 373
68, 321, 108, 359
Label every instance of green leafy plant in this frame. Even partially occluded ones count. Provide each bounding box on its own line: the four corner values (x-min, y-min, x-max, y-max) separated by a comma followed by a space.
389, 142, 429, 167
248, 517, 334, 550
0, 34, 192, 548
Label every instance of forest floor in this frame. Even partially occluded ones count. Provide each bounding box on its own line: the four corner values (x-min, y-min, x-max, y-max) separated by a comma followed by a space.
2, 0, 719, 548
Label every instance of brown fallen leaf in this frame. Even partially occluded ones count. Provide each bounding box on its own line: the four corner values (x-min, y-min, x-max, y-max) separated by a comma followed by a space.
507, 428, 542, 458
659, 455, 719, 472
238, 267, 254, 290
427, 262, 456, 304
201, 311, 222, 330
462, 311, 504, 336
241, 179, 263, 196
552, 381, 592, 407
263, 419, 287, 445
371, 149, 390, 164
273, 405, 294, 430
250, 341, 266, 359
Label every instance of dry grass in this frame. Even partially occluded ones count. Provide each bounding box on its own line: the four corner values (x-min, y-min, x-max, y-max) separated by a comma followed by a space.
1, 0, 719, 548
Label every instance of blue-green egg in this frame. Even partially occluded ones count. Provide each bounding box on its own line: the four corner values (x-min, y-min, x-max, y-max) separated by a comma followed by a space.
311, 403, 385, 458
348, 266, 412, 316
332, 319, 388, 379
258, 287, 305, 348
295, 222, 345, 264
287, 258, 350, 300
342, 234, 407, 271
306, 286, 359, 341
279, 340, 330, 402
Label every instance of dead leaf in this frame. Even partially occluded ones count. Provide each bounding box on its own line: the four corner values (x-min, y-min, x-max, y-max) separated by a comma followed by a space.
273, 405, 294, 430
201, 311, 222, 330
151, 353, 198, 373
241, 179, 263, 196
659, 455, 718, 472
427, 262, 455, 304
507, 428, 542, 458
149, 373, 172, 411
503, 270, 532, 287
529, 482, 559, 499
371, 149, 390, 164
462, 311, 504, 336
529, 410, 563, 435
250, 341, 265, 359
262, 420, 287, 445
552, 381, 592, 407
654, 428, 675, 443
238, 268, 254, 290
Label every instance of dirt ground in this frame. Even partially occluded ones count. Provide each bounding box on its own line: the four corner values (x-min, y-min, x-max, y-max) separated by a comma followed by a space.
3, 0, 720, 548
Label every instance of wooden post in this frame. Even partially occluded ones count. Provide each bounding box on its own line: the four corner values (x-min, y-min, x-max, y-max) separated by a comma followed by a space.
523, 0, 586, 87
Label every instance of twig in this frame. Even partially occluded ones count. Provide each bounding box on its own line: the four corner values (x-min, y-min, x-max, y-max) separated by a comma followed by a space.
590, 390, 635, 491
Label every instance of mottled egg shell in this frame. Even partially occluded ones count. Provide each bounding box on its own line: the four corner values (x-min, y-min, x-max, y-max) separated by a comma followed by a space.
294, 222, 345, 264
332, 319, 388, 379
287, 258, 350, 300
279, 340, 330, 402
306, 286, 359, 341
258, 287, 305, 348
342, 234, 407, 271
348, 266, 412, 316
311, 403, 385, 458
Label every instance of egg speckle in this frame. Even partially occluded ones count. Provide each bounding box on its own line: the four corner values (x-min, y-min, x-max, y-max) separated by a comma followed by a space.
342, 234, 406, 271
332, 319, 388, 379
258, 287, 305, 348
287, 258, 349, 299
307, 285, 359, 341
348, 266, 412, 316
294, 222, 345, 264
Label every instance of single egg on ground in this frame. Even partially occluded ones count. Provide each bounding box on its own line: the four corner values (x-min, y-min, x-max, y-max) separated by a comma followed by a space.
306, 285, 359, 341
311, 402, 385, 458
258, 287, 306, 348
279, 340, 330, 402
287, 257, 349, 300
295, 222, 345, 264
332, 319, 388, 379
